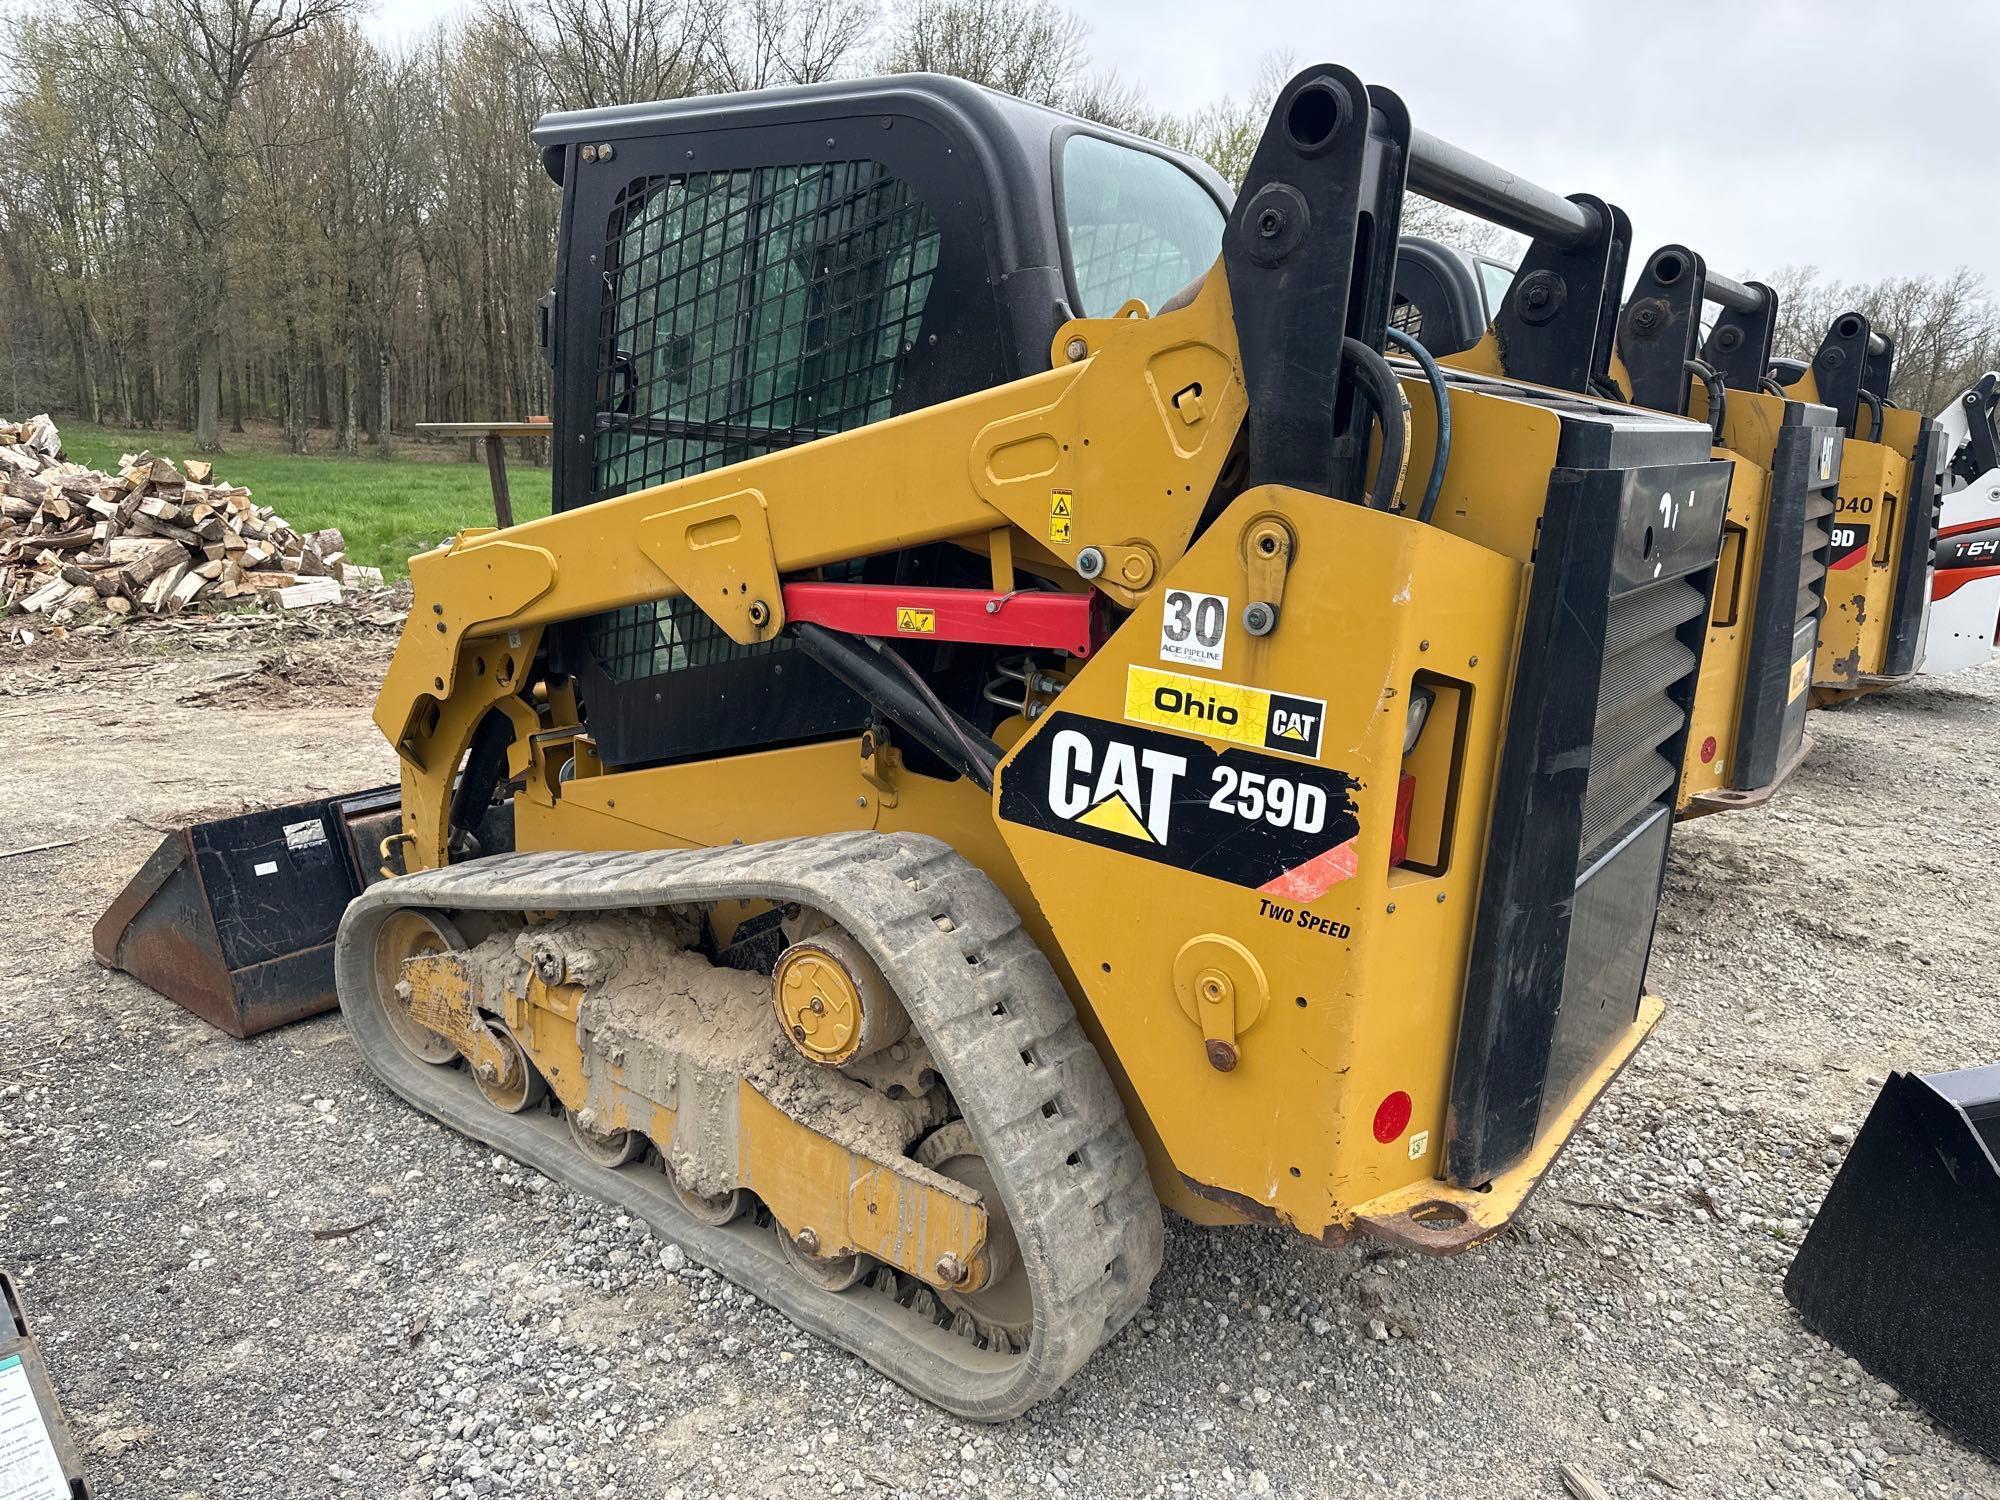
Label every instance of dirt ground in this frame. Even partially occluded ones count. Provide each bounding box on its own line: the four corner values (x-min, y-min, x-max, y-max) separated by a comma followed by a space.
2, 619, 1997, 1500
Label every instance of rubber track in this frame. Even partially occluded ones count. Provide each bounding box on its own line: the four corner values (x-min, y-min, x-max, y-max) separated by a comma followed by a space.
334, 832, 1163, 1419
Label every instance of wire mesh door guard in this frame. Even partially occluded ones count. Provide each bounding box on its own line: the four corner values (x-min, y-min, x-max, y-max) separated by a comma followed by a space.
584, 159, 943, 685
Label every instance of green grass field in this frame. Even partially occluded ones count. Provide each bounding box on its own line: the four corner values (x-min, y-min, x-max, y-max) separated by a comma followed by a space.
53, 421, 552, 578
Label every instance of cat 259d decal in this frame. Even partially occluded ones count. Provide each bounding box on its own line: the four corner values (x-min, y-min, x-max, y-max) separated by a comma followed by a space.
998, 713, 1364, 897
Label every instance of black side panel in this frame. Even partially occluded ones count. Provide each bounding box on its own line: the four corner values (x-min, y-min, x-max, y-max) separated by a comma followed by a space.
1732, 403, 1840, 789
1784, 1067, 2000, 1464
1446, 451, 1728, 1187
1882, 418, 1947, 677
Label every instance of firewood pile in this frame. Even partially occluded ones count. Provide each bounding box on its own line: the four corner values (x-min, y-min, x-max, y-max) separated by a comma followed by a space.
0, 414, 383, 624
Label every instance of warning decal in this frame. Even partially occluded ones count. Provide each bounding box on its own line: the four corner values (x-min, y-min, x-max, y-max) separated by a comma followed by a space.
0, 1353, 70, 1500
283, 818, 328, 851
895, 607, 936, 635
1788, 653, 1811, 703
1047, 489, 1074, 545
1828, 521, 1872, 570
1123, 665, 1325, 760
999, 712, 1362, 893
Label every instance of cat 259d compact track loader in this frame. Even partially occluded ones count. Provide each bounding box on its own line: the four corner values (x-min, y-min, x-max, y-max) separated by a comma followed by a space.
1772, 318, 1948, 703
1393, 235, 1841, 817
332, 64, 1733, 1418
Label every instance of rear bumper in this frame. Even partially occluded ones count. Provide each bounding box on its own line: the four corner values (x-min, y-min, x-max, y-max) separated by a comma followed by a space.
1348, 992, 1664, 1253
1680, 731, 1814, 820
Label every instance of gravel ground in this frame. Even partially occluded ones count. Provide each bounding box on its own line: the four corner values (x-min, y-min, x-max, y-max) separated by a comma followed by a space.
3, 626, 1997, 1500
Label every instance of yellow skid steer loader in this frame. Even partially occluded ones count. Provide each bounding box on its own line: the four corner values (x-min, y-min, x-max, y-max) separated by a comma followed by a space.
1772, 318, 1948, 701
1393, 236, 1840, 815
104, 66, 1734, 1417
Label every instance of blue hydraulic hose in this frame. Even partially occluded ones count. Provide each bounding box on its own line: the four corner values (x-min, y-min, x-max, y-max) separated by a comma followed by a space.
1384, 326, 1450, 524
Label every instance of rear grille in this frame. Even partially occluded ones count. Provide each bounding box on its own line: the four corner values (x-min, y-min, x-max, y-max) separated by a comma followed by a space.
580, 159, 942, 683
1603, 577, 1706, 655
1582, 579, 1706, 863
1798, 491, 1834, 628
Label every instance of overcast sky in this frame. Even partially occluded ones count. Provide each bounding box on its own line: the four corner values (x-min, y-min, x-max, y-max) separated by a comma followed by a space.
370, 0, 1993, 286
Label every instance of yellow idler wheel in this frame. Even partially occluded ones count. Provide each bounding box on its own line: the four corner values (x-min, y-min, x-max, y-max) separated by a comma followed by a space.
565, 1108, 644, 1168
775, 1221, 871, 1292
371, 909, 464, 1066
666, 1164, 748, 1227
474, 1023, 547, 1115
772, 929, 909, 1068
917, 1121, 1031, 1348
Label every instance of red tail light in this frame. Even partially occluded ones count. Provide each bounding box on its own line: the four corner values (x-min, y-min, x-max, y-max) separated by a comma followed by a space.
1389, 772, 1416, 869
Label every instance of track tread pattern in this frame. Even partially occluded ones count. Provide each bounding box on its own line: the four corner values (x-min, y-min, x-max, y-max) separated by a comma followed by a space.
335, 832, 1162, 1419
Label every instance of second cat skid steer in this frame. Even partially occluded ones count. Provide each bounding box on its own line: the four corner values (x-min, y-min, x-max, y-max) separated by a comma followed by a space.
1612, 247, 1840, 813
1772, 317, 1949, 703
1921, 372, 2000, 675
1393, 229, 1839, 817
337, 64, 1732, 1418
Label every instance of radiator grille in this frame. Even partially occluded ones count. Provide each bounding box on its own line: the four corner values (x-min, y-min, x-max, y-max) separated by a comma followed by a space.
1582, 579, 1706, 863
1798, 491, 1834, 629
582, 160, 941, 682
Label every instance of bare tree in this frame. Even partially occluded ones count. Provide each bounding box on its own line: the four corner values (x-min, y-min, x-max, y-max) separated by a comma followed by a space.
1762, 263, 2000, 414
62, 0, 361, 450
715, 0, 874, 90
488, 0, 729, 111
1151, 53, 1515, 259
879, 0, 1150, 126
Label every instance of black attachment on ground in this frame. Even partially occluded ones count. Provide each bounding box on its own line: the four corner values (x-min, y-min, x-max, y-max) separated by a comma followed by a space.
91, 788, 513, 1039
1784, 1065, 2000, 1464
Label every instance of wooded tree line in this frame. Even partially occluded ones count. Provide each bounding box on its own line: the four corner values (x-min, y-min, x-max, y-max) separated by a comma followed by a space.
1, 0, 1993, 452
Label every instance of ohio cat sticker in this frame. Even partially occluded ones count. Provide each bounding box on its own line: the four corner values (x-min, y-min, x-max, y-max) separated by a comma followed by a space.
1123, 666, 1325, 760
999, 713, 1362, 895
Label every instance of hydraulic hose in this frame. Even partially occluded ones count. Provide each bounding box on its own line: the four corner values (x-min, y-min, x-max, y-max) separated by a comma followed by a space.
1685, 358, 1727, 444
1857, 387, 1885, 442
1341, 335, 1407, 511
1384, 326, 1451, 524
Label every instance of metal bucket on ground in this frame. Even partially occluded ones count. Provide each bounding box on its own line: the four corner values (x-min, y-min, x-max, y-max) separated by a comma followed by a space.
1784, 1065, 2000, 1463
90, 788, 407, 1037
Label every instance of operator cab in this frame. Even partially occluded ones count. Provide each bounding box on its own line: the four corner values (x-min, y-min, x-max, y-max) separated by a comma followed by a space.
532, 75, 1229, 768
